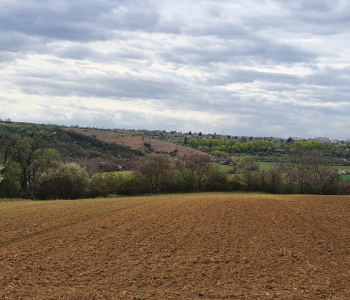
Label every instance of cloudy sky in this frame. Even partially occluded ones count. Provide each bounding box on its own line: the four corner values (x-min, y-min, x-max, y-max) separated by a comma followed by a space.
1, 0, 350, 139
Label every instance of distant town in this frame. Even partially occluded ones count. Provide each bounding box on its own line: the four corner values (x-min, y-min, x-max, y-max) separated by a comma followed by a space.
1, 118, 348, 145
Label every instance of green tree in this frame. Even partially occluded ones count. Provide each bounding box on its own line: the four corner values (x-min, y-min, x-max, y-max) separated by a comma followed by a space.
200, 138, 210, 147
253, 140, 274, 151
0, 133, 61, 198
245, 141, 254, 150
16, 137, 60, 197
188, 138, 199, 148
0, 132, 22, 166
234, 142, 243, 152
0, 164, 4, 184
231, 145, 240, 152
232, 156, 258, 172
290, 140, 324, 151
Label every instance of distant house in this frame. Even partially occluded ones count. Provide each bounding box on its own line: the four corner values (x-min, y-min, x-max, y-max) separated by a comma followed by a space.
290, 136, 302, 141
312, 137, 330, 143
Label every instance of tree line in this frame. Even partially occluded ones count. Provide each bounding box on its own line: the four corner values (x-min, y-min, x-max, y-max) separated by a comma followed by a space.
0, 133, 229, 199
230, 149, 347, 194
0, 122, 143, 171
186, 136, 350, 160
1, 128, 350, 200
188, 138, 276, 153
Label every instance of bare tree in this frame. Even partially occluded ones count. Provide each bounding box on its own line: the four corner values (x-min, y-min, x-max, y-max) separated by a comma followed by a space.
282, 148, 338, 194
175, 153, 212, 192
135, 155, 174, 193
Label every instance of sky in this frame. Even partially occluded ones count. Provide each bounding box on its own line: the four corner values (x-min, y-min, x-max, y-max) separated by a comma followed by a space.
1, 0, 350, 139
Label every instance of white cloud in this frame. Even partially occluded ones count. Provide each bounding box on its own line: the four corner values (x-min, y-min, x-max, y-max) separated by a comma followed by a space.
1, 0, 350, 138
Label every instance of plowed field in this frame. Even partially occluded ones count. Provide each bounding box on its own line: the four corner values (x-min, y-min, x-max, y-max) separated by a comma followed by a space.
1, 193, 350, 299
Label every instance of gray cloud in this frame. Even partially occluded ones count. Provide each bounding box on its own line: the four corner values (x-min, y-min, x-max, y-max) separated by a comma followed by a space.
13, 68, 190, 101
1, 0, 350, 138
0, 0, 160, 42
52, 44, 147, 62
0, 52, 18, 63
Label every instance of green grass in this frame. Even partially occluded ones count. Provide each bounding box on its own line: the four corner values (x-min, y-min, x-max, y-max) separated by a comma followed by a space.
258, 162, 276, 170
212, 164, 232, 171
258, 162, 350, 171
102, 170, 132, 176
215, 162, 350, 179
193, 237, 200, 243
165, 137, 184, 144
331, 165, 350, 170
340, 174, 350, 182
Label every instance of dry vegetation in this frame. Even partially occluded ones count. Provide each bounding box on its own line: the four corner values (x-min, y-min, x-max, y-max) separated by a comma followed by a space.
68, 128, 207, 157
1, 193, 350, 299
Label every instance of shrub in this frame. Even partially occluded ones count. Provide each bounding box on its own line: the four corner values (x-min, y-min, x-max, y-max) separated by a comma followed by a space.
204, 168, 230, 191
0, 164, 21, 198
89, 172, 135, 197
175, 153, 212, 192
134, 155, 175, 194
0, 164, 3, 184
36, 163, 90, 200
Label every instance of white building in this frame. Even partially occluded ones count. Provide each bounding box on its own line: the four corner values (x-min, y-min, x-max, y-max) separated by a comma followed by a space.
312, 137, 330, 143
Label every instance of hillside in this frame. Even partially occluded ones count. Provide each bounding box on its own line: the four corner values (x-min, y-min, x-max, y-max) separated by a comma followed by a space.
1, 193, 350, 299
67, 127, 208, 157
0, 122, 143, 171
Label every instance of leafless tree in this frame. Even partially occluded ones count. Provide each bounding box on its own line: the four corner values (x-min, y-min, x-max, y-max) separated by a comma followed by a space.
175, 153, 212, 192
281, 148, 338, 194
135, 155, 175, 193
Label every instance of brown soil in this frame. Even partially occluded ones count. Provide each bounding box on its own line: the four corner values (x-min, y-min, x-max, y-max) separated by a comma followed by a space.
67, 128, 207, 157
1, 193, 350, 299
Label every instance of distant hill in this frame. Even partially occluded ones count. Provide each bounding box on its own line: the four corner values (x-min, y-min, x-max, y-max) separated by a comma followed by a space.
67, 127, 208, 157
0, 122, 143, 171
0, 122, 210, 172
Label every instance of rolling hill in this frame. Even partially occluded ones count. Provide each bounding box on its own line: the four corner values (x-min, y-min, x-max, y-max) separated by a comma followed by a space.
66, 127, 208, 157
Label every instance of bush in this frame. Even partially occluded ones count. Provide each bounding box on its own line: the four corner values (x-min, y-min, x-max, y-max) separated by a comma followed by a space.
204, 168, 230, 191
36, 163, 90, 200
0, 164, 3, 184
89, 173, 112, 198
175, 153, 211, 192
89, 172, 135, 197
134, 156, 175, 194
0, 164, 21, 198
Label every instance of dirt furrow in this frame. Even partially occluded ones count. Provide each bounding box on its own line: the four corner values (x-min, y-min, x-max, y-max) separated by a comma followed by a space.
1, 193, 350, 299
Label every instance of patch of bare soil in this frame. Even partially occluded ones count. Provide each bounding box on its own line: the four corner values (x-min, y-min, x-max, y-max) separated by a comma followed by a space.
68, 128, 206, 157
1, 193, 350, 299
